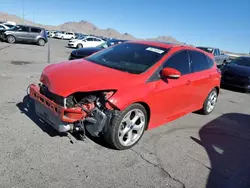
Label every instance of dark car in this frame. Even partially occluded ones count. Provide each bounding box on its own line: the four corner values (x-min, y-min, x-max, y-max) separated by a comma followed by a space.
69, 39, 127, 60
221, 56, 250, 91
0, 25, 48, 46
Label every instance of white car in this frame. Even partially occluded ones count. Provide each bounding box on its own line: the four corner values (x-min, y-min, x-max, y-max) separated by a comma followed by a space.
68, 36, 105, 48
0, 24, 9, 30
48, 31, 57, 38
54, 31, 75, 40
2, 21, 16, 29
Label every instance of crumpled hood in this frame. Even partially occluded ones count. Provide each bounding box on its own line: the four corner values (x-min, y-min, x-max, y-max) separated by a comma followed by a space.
41, 59, 139, 97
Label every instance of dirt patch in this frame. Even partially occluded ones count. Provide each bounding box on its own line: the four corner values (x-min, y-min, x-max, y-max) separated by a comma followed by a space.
11, 61, 33, 65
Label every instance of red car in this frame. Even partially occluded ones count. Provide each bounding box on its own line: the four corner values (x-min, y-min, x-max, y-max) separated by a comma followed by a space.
29, 41, 221, 150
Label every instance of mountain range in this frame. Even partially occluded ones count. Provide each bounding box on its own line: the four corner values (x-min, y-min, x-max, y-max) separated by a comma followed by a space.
0, 12, 180, 43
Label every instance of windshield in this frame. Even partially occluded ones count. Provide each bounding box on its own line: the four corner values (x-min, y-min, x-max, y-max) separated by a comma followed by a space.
230, 57, 250, 67
77, 36, 87, 39
85, 43, 169, 74
197, 47, 213, 53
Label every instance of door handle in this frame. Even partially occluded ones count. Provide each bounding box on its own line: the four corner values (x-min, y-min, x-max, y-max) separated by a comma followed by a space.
186, 80, 191, 85
208, 74, 212, 78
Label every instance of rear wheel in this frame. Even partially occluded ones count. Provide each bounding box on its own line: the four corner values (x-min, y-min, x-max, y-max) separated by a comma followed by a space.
7, 35, 15, 44
104, 103, 147, 150
199, 88, 218, 115
37, 39, 45, 46
77, 44, 83, 48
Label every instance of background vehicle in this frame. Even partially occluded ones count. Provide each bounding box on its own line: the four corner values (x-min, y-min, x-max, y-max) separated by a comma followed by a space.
69, 39, 128, 60
221, 56, 250, 91
68, 36, 104, 48
197, 46, 229, 67
0, 25, 48, 46
0, 24, 9, 30
54, 31, 65, 39
2, 21, 16, 29
54, 31, 75, 39
29, 41, 220, 150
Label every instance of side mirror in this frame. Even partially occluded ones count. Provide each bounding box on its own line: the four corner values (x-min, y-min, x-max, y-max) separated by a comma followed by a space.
160, 67, 181, 79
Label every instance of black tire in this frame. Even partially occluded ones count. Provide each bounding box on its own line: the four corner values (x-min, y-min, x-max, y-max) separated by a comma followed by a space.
77, 44, 83, 48
104, 103, 148, 150
7, 35, 16, 44
37, 39, 45, 46
199, 88, 218, 115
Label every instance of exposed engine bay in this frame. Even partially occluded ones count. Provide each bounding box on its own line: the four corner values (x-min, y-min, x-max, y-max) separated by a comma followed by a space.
67, 91, 115, 138
34, 84, 118, 139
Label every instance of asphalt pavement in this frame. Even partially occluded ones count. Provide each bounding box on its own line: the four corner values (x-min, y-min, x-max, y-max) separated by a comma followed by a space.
0, 38, 250, 188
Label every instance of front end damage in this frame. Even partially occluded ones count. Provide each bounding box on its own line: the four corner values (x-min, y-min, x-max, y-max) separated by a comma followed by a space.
29, 84, 118, 139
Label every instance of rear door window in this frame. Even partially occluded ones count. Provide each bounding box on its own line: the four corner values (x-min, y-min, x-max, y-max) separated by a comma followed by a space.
17, 26, 30, 32
163, 50, 190, 75
189, 50, 212, 72
86, 38, 94, 41
31, 27, 41, 33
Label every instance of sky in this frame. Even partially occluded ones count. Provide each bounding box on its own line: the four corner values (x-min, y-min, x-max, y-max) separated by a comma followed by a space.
0, 0, 249, 53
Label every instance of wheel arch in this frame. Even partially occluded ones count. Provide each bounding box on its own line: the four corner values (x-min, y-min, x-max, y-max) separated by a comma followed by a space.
6, 34, 16, 41
128, 101, 151, 130
214, 86, 220, 95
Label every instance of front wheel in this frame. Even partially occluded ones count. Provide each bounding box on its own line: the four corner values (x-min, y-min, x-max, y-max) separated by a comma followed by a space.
199, 88, 218, 115
77, 44, 83, 48
7, 35, 16, 44
104, 103, 148, 150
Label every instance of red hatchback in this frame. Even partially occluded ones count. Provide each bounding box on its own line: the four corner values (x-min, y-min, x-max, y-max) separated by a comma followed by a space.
29, 41, 221, 150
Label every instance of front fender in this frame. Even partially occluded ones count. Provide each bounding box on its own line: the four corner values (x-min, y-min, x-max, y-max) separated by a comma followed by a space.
108, 85, 151, 111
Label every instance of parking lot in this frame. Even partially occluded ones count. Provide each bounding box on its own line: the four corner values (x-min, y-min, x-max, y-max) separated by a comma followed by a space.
0, 38, 250, 188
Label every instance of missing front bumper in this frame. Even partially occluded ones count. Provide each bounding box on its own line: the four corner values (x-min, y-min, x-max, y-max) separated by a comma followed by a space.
35, 100, 73, 132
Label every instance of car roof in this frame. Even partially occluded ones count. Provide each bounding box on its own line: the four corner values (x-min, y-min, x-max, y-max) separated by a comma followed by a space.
16, 24, 44, 29
127, 40, 196, 49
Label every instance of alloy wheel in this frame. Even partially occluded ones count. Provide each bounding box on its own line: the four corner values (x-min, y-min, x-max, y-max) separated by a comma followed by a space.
118, 109, 146, 147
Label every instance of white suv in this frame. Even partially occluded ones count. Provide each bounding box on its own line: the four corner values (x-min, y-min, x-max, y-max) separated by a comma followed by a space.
68, 36, 105, 48
55, 32, 75, 40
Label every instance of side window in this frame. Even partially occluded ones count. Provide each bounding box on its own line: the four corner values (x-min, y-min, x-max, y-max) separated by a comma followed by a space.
189, 50, 211, 72
213, 49, 216, 56
86, 38, 94, 41
206, 56, 215, 68
163, 50, 190, 75
0, 25, 4, 29
17, 26, 30, 32
214, 49, 219, 56
31, 27, 41, 33
217, 49, 220, 55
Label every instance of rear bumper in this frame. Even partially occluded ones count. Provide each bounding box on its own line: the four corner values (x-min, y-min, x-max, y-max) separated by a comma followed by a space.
29, 84, 86, 128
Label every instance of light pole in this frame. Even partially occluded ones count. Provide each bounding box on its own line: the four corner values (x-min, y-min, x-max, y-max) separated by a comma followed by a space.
22, 0, 25, 24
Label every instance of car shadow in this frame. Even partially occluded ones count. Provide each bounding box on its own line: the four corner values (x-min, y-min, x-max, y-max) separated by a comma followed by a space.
191, 113, 250, 188
2, 40, 46, 46
16, 95, 114, 149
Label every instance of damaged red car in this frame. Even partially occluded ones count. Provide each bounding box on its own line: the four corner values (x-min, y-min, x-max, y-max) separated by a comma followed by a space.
28, 41, 221, 150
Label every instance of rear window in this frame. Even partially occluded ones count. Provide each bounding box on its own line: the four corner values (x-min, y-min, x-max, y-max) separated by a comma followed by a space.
86, 43, 169, 74
31, 27, 41, 33
189, 50, 213, 72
